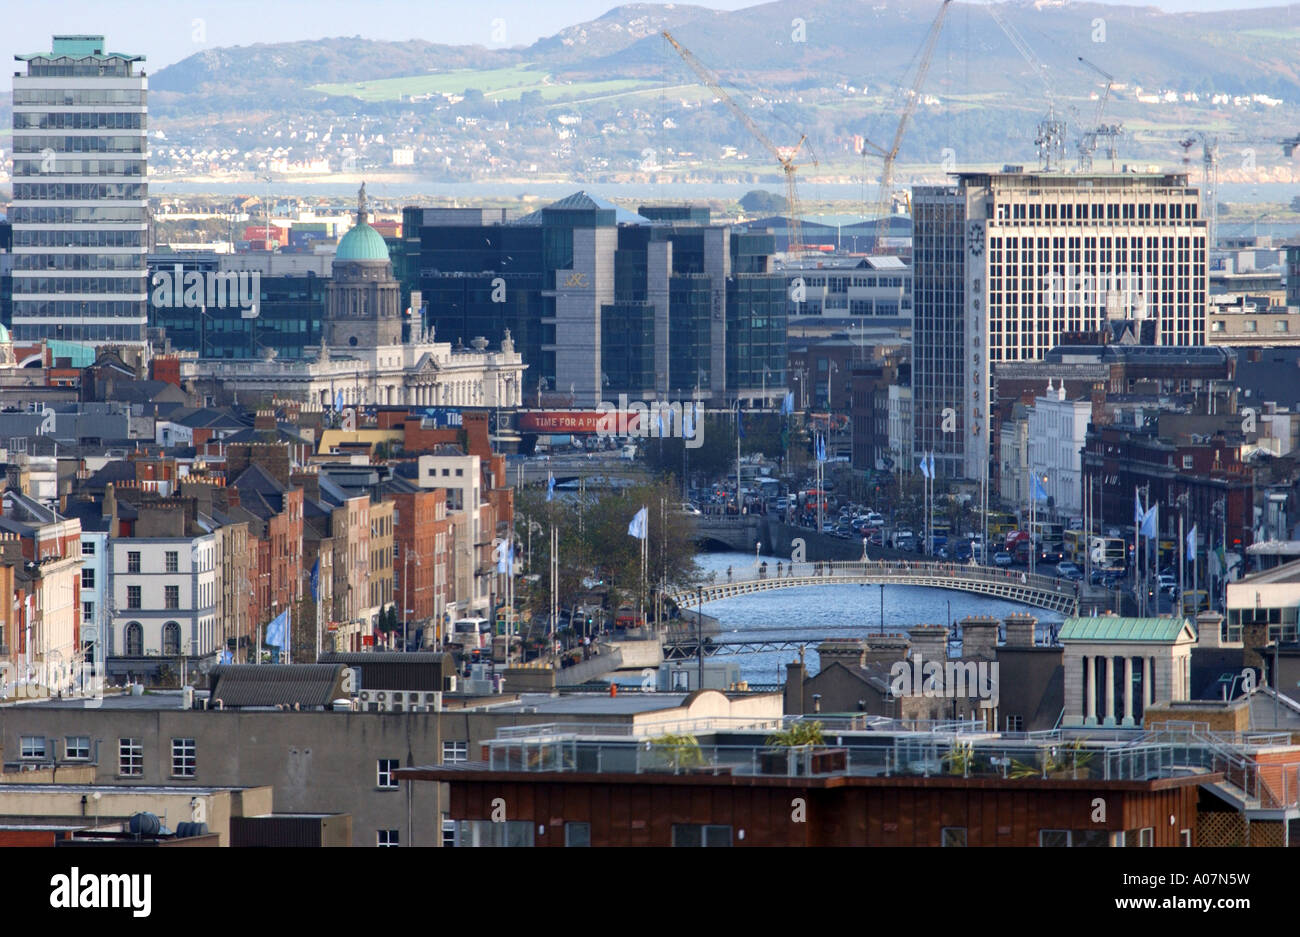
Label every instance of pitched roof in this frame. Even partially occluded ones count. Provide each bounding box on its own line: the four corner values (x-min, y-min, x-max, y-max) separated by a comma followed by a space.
1058, 616, 1194, 643
208, 664, 346, 709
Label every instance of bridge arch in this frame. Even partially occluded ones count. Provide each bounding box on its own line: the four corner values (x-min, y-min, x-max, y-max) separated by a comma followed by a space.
667, 560, 1079, 617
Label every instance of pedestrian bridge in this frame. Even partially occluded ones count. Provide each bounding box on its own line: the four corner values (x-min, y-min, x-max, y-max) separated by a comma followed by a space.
666, 560, 1080, 616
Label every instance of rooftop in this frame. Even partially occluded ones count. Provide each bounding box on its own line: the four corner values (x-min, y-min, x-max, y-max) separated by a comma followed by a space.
1058, 616, 1193, 643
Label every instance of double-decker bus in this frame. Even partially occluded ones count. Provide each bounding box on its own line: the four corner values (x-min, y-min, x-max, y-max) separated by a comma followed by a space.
1090, 536, 1127, 570
980, 510, 1018, 539
1064, 529, 1089, 564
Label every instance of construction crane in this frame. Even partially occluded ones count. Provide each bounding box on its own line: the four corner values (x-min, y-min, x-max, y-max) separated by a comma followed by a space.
1077, 56, 1122, 172
662, 30, 816, 256
860, 0, 953, 252
1180, 131, 1220, 248
986, 3, 1066, 171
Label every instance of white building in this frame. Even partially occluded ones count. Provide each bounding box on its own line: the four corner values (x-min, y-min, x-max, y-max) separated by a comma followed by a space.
11, 35, 149, 344
78, 528, 109, 670
1026, 382, 1092, 516
887, 384, 913, 472
913, 169, 1208, 481
109, 535, 219, 664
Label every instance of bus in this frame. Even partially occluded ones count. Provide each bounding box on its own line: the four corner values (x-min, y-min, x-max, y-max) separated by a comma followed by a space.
1064, 530, 1088, 564
1090, 537, 1127, 570
980, 510, 1018, 539
1031, 520, 1065, 547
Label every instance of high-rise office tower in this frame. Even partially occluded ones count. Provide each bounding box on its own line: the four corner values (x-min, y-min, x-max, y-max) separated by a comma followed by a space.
11, 35, 148, 344
913, 169, 1207, 481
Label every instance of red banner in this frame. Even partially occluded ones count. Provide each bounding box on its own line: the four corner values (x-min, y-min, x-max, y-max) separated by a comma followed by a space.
516, 410, 642, 435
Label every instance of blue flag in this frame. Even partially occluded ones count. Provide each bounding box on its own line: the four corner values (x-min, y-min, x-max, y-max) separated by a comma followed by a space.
781, 391, 794, 415
1134, 488, 1143, 524
546, 472, 555, 502
1186, 525, 1197, 562
628, 506, 648, 540
220, 649, 233, 665
264, 609, 289, 659
816, 434, 827, 463
310, 558, 320, 602
1031, 474, 1048, 502
334, 390, 344, 412
1140, 504, 1158, 539
495, 540, 514, 574
683, 405, 696, 441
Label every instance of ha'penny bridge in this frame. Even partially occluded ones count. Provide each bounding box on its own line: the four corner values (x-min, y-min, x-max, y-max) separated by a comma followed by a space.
659, 559, 1079, 660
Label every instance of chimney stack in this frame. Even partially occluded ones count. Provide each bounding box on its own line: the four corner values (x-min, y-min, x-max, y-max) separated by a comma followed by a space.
907, 624, 949, 664
960, 615, 999, 660
1002, 613, 1038, 648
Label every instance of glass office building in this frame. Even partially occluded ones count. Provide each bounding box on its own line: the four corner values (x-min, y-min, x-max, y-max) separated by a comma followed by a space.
11, 35, 149, 344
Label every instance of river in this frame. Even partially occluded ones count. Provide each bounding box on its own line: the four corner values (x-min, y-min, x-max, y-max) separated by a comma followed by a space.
674, 550, 1065, 687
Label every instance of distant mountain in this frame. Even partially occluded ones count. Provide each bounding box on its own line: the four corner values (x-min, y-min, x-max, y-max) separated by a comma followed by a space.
150, 0, 1300, 98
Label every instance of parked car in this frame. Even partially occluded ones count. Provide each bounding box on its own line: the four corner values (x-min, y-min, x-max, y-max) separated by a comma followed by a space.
1056, 562, 1083, 580
993, 551, 1014, 567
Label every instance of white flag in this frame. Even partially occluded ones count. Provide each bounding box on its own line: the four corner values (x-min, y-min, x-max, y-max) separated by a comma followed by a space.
627, 506, 648, 540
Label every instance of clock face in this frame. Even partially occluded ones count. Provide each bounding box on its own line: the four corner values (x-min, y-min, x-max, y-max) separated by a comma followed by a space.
967, 222, 985, 256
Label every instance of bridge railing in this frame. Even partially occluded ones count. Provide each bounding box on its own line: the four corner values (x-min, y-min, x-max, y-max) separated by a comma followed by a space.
671, 560, 1077, 604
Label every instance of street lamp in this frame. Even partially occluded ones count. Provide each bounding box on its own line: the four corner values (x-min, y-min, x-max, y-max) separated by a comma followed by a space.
402, 546, 421, 653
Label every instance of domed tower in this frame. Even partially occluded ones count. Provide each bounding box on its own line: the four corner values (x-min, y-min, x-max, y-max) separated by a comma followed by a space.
324, 182, 402, 348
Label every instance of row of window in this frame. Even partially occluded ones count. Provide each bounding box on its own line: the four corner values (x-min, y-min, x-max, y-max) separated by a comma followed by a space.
13, 135, 145, 155
19, 736, 195, 777
10, 207, 149, 225
12, 158, 146, 177
15, 276, 145, 295
14, 88, 146, 105
15, 253, 144, 271
13, 229, 145, 247
14, 111, 146, 130
993, 201, 1197, 221
10, 322, 147, 342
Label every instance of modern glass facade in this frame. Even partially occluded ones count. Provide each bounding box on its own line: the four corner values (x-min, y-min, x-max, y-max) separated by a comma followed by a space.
405, 194, 787, 405
11, 36, 149, 344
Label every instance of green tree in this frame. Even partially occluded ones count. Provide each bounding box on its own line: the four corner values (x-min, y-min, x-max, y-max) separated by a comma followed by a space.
740, 189, 789, 214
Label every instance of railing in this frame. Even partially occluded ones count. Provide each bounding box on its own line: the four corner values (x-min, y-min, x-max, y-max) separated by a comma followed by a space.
668, 560, 1078, 612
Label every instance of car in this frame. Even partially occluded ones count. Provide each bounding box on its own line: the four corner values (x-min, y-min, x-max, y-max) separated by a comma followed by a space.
994, 551, 1014, 567
1056, 562, 1083, 580
679, 502, 702, 515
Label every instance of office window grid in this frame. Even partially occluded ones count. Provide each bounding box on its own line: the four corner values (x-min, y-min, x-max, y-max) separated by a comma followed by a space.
119, 738, 143, 776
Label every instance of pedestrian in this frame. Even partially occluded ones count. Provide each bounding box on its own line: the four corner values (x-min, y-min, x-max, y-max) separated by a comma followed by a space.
727, 565, 733, 582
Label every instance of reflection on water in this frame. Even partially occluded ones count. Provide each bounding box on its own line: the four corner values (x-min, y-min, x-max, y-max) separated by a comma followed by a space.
688, 551, 1064, 685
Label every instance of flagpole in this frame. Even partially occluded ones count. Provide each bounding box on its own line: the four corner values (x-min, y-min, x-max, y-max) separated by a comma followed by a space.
1178, 512, 1185, 618
1192, 527, 1198, 619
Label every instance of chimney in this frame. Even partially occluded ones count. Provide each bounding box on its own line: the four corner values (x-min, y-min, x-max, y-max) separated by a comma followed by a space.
104, 483, 117, 530
816, 639, 866, 672
1002, 613, 1038, 648
908, 624, 949, 664
959, 616, 999, 660
862, 634, 911, 667
1195, 611, 1235, 648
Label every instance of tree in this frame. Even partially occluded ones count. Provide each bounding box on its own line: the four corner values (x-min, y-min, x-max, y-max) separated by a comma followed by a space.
514, 478, 702, 618
740, 189, 789, 214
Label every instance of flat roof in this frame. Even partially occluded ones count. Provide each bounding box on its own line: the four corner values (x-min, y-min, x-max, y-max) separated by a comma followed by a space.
489, 693, 699, 716
1236, 557, 1300, 584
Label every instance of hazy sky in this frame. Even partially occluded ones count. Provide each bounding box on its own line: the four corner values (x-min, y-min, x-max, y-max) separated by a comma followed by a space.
5, 0, 1296, 72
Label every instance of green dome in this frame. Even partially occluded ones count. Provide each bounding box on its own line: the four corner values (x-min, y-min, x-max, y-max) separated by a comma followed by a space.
335, 221, 390, 262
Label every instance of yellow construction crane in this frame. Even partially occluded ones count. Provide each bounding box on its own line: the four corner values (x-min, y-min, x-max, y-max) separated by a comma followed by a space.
662, 30, 815, 255
861, 0, 952, 251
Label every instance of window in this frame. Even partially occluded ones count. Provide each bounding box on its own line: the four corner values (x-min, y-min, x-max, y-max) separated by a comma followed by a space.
171, 738, 196, 777
20, 736, 47, 759
672, 824, 732, 847
119, 738, 142, 776
452, 820, 534, 847
442, 817, 457, 848
1005, 715, 1023, 733
941, 827, 968, 847
127, 551, 141, 573
165, 551, 179, 573
124, 622, 143, 655
126, 585, 141, 609
378, 758, 400, 789
82, 540, 95, 555
1244, 320, 1257, 333
1276, 320, 1290, 333
81, 568, 95, 589
1039, 830, 1071, 847
65, 736, 90, 760
565, 822, 592, 847
377, 829, 399, 847
1210, 320, 1224, 332
1182, 455, 1194, 469
165, 586, 180, 610
163, 622, 181, 656
442, 741, 468, 764
83, 601, 94, 623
